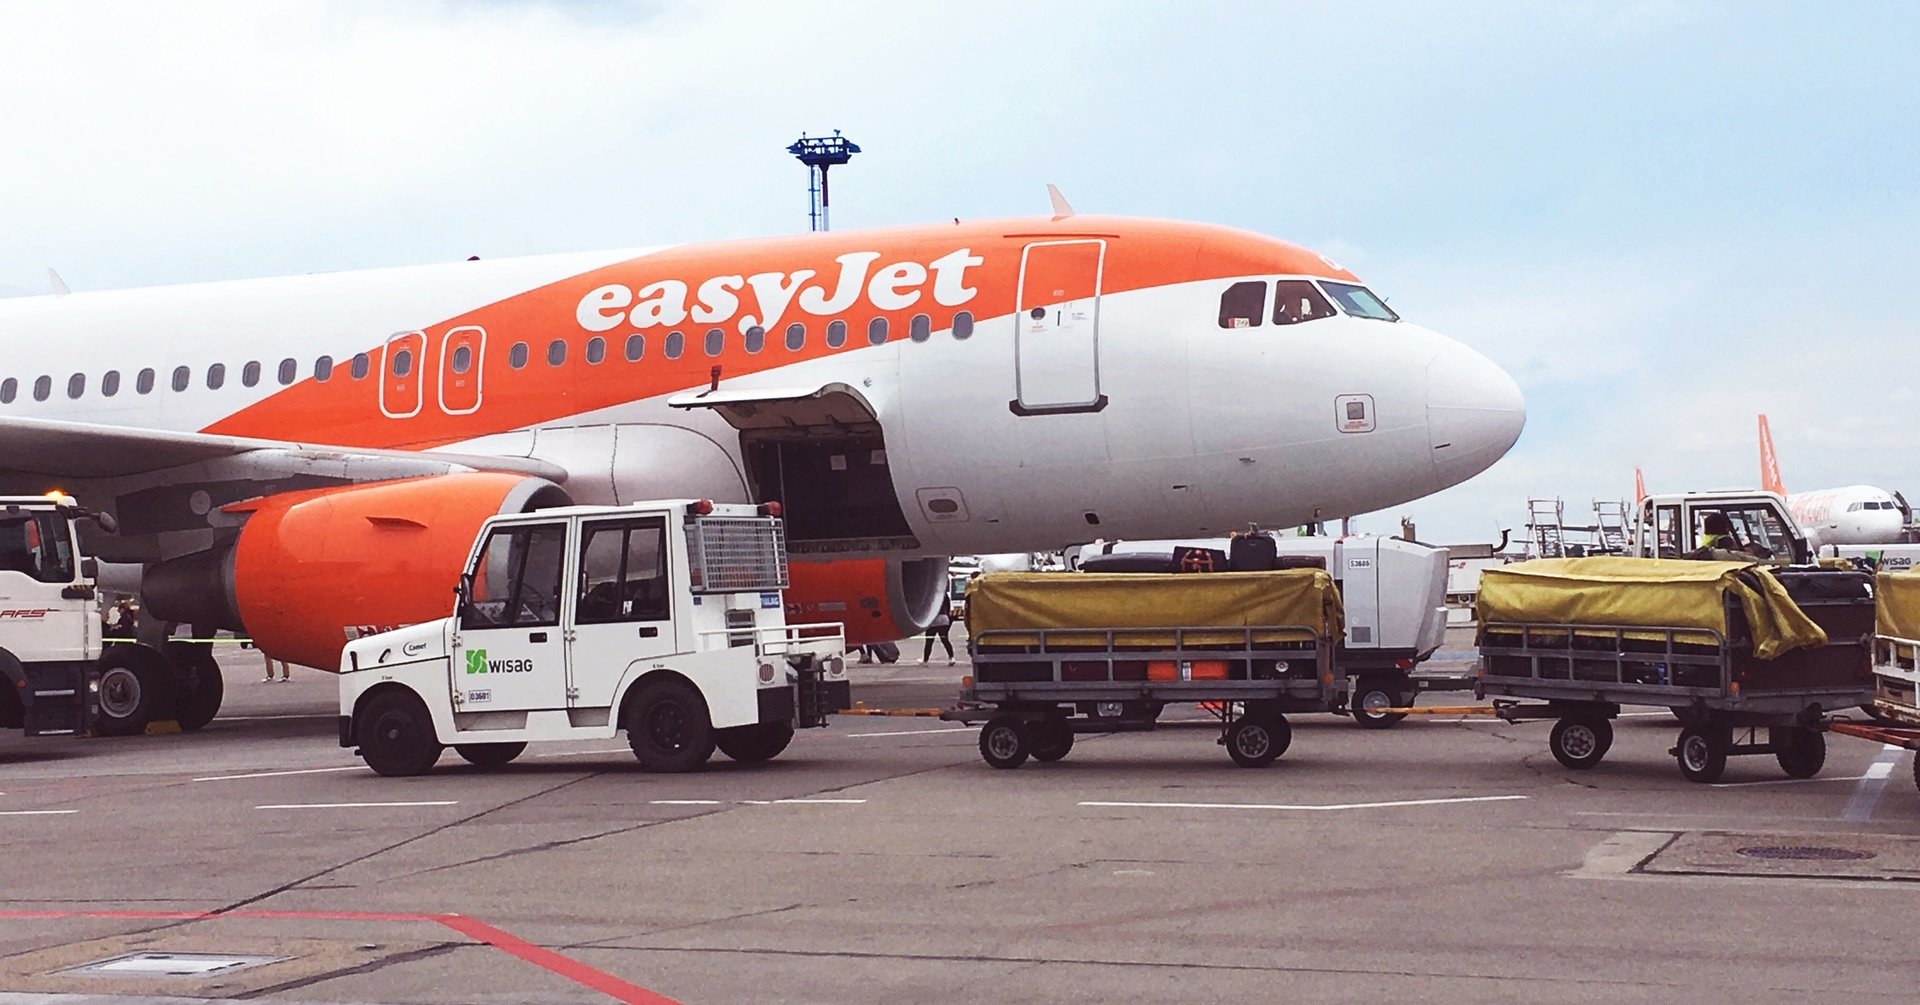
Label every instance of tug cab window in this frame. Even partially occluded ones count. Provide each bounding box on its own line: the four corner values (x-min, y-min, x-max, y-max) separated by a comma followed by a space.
1321, 281, 1400, 321
0, 511, 75, 584
1691, 504, 1805, 563
460, 523, 566, 629
1217, 281, 1266, 329
576, 518, 670, 624
1273, 280, 1338, 325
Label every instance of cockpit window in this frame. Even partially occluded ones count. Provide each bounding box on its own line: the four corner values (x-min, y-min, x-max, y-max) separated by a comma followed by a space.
1321, 281, 1400, 321
1217, 281, 1266, 329
1274, 280, 1337, 325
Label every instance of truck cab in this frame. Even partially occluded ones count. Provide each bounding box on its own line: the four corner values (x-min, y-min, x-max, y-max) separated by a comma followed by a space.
0, 494, 99, 737
339, 500, 849, 776
1632, 491, 1812, 565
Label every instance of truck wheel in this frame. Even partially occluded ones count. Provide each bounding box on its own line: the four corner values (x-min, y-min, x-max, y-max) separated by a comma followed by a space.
357, 691, 443, 777
165, 642, 224, 732
1226, 715, 1287, 768
94, 653, 165, 737
1351, 681, 1408, 729
978, 716, 1029, 769
714, 721, 796, 763
455, 742, 526, 769
1770, 726, 1826, 779
0, 676, 21, 730
1549, 715, 1613, 770
1675, 724, 1729, 784
626, 679, 716, 772
1031, 721, 1074, 762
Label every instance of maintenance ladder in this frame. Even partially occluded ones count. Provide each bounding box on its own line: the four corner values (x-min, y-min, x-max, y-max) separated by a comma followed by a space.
1528, 498, 1566, 558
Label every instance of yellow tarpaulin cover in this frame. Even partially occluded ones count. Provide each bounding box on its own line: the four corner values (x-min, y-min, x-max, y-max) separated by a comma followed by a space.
966, 571, 1342, 648
1877, 571, 1920, 641
1475, 557, 1826, 661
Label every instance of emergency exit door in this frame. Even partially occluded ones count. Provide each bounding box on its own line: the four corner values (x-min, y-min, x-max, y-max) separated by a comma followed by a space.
1013, 239, 1106, 414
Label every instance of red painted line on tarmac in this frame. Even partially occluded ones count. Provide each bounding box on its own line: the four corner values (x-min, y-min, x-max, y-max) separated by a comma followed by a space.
0, 908, 681, 1005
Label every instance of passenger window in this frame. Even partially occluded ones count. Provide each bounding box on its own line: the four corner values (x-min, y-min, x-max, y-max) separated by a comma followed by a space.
102, 370, 120, 397
705, 328, 724, 357
1218, 281, 1266, 328
586, 336, 606, 364
1273, 280, 1337, 325
137, 368, 156, 394
576, 518, 671, 624
67, 374, 85, 399
665, 331, 685, 359
392, 349, 413, 377
509, 342, 529, 369
547, 339, 566, 366
953, 311, 974, 340
242, 360, 262, 386
349, 354, 370, 380
171, 367, 190, 392
826, 320, 847, 348
207, 363, 226, 390
744, 325, 766, 354
0, 378, 14, 404
314, 356, 334, 382
460, 523, 567, 629
624, 333, 645, 362
909, 314, 931, 343
33, 376, 51, 401
868, 317, 888, 345
785, 322, 805, 350
278, 358, 297, 385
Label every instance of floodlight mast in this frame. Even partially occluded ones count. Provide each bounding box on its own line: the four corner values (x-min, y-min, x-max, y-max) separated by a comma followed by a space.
786, 131, 861, 232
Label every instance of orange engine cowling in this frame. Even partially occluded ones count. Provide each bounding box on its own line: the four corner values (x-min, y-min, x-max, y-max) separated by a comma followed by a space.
785, 556, 948, 647
142, 474, 570, 671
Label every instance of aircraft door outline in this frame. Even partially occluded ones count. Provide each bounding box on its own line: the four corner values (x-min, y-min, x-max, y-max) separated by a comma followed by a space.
379, 330, 426, 419
438, 325, 486, 416
1012, 239, 1107, 415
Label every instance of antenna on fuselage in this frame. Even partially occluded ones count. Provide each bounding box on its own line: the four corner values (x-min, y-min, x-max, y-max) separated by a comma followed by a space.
1047, 184, 1075, 220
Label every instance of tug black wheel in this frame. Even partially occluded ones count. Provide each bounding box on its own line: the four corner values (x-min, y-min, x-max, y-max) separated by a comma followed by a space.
626, 679, 716, 772
454, 742, 526, 768
715, 721, 795, 763
357, 690, 443, 777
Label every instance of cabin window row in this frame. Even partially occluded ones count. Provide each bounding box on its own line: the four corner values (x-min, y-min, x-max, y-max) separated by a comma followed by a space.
0, 310, 979, 405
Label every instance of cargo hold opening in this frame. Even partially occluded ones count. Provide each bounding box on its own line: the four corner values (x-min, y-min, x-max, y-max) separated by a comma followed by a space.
668, 383, 918, 553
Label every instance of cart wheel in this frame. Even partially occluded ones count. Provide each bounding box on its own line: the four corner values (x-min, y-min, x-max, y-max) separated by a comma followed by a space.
1350, 681, 1408, 730
1549, 715, 1613, 770
1031, 722, 1074, 763
1675, 724, 1729, 784
1226, 715, 1287, 768
1769, 726, 1825, 779
979, 716, 1030, 769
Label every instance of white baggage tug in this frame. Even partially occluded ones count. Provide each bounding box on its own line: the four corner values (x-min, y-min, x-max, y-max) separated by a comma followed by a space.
339, 500, 849, 776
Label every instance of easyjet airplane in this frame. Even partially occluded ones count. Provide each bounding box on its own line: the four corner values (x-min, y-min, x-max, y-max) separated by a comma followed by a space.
0, 207, 1524, 727
1758, 414, 1909, 547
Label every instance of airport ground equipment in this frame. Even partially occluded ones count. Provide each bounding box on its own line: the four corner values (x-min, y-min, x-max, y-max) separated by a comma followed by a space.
338, 500, 849, 777
1074, 533, 1459, 727
941, 570, 1341, 768
1824, 571, 1920, 798
0, 494, 225, 740
1629, 491, 1814, 564
1475, 557, 1875, 782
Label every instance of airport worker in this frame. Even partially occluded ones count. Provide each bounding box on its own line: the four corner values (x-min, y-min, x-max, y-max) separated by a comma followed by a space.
1697, 512, 1740, 551
921, 608, 955, 665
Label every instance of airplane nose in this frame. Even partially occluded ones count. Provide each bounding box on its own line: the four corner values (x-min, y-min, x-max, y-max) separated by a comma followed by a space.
1427, 341, 1525, 486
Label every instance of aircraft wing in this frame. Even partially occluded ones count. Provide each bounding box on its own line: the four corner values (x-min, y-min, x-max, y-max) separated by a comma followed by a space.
0, 415, 567, 484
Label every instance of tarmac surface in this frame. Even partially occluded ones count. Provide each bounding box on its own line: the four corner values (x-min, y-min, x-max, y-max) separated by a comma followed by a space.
3, 637, 1919, 1004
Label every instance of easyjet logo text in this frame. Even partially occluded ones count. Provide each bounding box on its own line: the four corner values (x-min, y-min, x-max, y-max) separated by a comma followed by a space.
576, 248, 984, 337
0, 609, 51, 619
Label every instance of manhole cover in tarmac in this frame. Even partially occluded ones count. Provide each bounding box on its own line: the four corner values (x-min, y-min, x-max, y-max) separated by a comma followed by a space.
1736, 845, 1876, 862
65, 951, 285, 977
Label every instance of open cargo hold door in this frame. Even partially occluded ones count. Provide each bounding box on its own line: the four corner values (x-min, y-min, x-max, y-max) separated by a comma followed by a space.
668, 383, 916, 553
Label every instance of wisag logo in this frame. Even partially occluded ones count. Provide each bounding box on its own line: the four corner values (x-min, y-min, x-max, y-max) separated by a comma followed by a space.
465, 649, 488, 675
465, 648, 535, 674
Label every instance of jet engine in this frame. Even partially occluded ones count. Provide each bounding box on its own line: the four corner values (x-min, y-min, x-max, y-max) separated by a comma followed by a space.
144, 474, 570, 669
785, 556, 949, 647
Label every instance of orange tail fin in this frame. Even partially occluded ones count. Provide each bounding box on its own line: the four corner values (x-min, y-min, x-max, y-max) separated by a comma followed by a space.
1634, 467, 1648, 504
1758, 414, 1787, 495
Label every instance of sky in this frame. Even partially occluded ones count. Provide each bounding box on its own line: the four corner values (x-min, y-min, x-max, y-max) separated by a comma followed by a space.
2, 0, 1916, 545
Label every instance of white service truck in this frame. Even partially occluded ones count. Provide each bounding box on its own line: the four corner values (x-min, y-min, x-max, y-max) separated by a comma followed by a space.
1, 494, 225, 740
339, 499, 850, 776
1629, 491, 1812, 563
1072, 533, 1454, 726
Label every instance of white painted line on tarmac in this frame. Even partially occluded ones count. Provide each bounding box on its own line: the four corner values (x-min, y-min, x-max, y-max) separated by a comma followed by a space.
194, 765, 366, 782
773, 798, 866, 804
1710, 773, 1869, 788
531, 747, 631, 759
650, 799, 723, 805
256, 801, 457, 810
1840, 746, 1908, 822
1080, 795, 1528, 812
847, 726, 971, 737
0, 809, 78, 816
1865, 761, 1896, 780
219, 713, 337, 721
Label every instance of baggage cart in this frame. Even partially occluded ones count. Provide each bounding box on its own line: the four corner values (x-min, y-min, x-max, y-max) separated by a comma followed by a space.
1474, 558, 1874, 783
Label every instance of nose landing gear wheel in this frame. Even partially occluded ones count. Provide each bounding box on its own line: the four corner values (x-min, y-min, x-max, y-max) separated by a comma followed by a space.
1674, 724, 1729, 783
978, 715, 1030, 769
1548, 715, 1613, 770
1225, 715, 1290, 767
